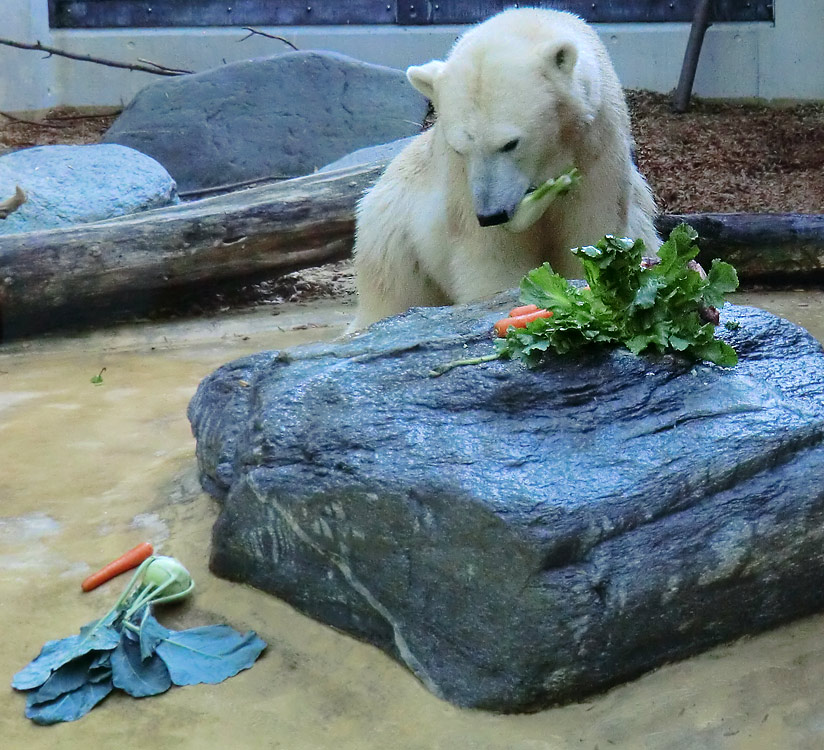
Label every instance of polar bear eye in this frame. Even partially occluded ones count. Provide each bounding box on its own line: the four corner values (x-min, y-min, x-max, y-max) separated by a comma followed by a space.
500, 139, 519, 153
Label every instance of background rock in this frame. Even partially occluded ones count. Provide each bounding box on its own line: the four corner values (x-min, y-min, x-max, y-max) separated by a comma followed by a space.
188, 296, 824, 711
318, 137, 415, 173
103, 51, 429, 194
0, 144, 178, 235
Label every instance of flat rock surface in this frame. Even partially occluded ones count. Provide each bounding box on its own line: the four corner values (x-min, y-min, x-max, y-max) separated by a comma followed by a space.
103, 51, 429, 193
0, 144, 177, 234
188, 296, 824, 711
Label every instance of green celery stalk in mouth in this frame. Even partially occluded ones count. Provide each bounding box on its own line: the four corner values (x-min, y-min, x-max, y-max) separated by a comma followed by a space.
505, 167, 580, 233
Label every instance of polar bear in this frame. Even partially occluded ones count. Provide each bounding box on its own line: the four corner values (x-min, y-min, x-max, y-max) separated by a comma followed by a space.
350, 7, 660, 329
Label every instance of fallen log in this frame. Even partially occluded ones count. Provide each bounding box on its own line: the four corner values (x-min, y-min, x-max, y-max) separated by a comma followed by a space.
0, 160, 386, 336
657, 213, 824, 278
0, 154, 822, 338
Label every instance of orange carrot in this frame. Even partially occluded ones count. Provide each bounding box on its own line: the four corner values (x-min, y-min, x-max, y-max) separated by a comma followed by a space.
507, 304, 540, 317
81, 542, 154, 592
493, 309, 553, 337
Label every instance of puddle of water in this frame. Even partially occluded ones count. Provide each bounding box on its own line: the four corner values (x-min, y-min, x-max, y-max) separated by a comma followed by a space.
1, 294, 822, 749
731, 289, 824, 343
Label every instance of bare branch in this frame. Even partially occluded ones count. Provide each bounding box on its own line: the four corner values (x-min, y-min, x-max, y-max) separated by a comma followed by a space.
0, 186, 27, 219
44, 111, 121, 122
238, 28, 299, 50
136, 58, 194, 75
0, 110, 71, 129
0, 37, 192, 76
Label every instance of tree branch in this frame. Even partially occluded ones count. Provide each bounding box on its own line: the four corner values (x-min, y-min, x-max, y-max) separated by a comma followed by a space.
0, 38, 192, 76
0, 110, 72, 129
0, 186, 27, 219
238, 28, 299, 50
136, 58, 194, 75
42, 111, 121, 122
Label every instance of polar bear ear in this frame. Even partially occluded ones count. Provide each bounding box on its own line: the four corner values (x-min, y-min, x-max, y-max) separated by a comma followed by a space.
540, 39, 579, 76
407, 60, 446, 102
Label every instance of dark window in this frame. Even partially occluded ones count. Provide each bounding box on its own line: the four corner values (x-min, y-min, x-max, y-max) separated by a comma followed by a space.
48, 1, 774, 30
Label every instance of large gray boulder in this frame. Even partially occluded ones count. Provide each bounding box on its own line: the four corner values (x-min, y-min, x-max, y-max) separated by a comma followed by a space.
0, 144, 178, 235
103, 51, 429, 194
188, 295, 824, 712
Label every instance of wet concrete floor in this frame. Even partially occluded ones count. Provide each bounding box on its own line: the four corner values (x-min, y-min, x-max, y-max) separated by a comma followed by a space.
1, 292, 823, 749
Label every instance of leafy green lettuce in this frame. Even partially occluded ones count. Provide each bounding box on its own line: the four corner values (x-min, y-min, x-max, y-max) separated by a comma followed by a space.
497, 224, 740, 367
13, 609, 266, 725
12, 556, 266, 725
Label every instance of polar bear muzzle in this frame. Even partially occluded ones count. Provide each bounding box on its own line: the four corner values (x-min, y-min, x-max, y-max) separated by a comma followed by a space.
467, 152, 532, 227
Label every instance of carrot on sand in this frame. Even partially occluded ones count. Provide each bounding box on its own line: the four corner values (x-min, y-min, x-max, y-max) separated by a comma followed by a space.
81, 542, 154, 592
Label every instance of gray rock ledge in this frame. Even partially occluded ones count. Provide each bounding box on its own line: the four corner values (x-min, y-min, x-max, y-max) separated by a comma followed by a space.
188, 294, 824, 712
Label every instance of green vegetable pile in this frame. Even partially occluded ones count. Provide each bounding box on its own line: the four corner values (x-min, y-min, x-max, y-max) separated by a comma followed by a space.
499, 224, 739, 367
12, 556, 266, 725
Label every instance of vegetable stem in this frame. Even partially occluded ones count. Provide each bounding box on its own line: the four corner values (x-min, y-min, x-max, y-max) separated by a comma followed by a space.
79, 556, 156, 643
505, 167, 580, 233
429, 352, 501, 376
151, 578, 195, 606
123, 582, 160, 622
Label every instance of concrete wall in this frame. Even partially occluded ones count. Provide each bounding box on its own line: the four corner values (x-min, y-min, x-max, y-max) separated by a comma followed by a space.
1, 0, 56, 111
1, 1, 822, 111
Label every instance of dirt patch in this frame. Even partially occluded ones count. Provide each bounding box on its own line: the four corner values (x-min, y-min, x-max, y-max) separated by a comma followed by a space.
147, 261, 358, 320
0, 107, 119, 153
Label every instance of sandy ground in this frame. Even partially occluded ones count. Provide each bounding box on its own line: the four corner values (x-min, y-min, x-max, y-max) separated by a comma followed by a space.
0, 292, 823, 750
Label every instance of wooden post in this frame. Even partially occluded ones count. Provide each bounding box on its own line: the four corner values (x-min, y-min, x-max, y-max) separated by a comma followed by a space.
673, 0, 713, 113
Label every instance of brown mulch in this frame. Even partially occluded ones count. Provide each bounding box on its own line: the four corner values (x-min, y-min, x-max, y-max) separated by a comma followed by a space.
627, 91, 824, 215
0, 107, 119, 152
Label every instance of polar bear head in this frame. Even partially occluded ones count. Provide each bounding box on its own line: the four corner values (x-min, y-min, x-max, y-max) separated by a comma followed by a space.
407, 9, 605, 227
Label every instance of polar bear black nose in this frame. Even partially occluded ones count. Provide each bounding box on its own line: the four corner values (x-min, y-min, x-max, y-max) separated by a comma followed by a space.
476, 211, 510, 227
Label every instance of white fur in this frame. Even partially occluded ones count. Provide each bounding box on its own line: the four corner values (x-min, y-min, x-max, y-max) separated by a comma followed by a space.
350, 8, 659, 329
